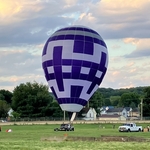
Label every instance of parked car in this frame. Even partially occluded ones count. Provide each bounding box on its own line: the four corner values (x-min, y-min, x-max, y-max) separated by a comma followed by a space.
118, 123, 142, 132
54, 123, 74, 131
1, 120, 7, 123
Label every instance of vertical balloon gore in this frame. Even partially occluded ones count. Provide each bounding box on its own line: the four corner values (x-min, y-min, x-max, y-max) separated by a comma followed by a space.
42, 25, 108, 113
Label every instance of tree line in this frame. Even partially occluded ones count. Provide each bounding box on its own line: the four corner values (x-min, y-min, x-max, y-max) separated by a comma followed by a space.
0, 81, 150, 119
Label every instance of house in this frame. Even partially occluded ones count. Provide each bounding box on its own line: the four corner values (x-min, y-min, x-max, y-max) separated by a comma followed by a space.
81, 107, 97, 120
99, 106, 114, 115
124, 107, 132, 117
7, 108, 13, 117
100, 107, 128, 120
98, 114, 126, 121
128, 107, 140, 120
122, 107, 140, 119
97, 106, 140, 120
131, 107, 140, 117
106, 107, 128, 118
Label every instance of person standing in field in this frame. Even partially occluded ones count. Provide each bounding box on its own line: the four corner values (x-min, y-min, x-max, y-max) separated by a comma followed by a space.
0, 126, 1, 132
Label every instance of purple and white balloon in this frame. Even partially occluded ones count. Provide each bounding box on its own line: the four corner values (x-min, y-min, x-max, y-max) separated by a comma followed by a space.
42, 25, 108, 113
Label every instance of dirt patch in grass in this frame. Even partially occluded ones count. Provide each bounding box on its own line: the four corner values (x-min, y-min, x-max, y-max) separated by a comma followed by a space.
41, 135, 150, 142
41, 136, 68, 142
100, 135, 149, 142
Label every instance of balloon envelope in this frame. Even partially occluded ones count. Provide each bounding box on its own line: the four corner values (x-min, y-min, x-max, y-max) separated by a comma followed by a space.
42, 25, 108, 112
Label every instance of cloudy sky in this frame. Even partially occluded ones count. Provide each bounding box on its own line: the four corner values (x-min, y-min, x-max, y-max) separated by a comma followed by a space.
0, 0, 150, 92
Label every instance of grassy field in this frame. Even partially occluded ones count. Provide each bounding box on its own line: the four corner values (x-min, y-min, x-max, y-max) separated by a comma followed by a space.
0, 123, 150, 150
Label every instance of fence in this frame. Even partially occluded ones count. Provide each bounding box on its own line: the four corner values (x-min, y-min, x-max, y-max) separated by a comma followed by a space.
1, 117, 150, 125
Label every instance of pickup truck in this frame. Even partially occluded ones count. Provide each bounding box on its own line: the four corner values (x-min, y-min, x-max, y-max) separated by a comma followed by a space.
118, 123, 142, 132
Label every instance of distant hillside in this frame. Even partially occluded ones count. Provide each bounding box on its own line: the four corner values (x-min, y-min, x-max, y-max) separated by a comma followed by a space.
98, 86, 147, 98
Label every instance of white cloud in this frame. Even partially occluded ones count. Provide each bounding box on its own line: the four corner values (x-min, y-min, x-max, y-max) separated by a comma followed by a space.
101, 55, 150, 89
75, 0, 150, 39
124, 38, 150, 58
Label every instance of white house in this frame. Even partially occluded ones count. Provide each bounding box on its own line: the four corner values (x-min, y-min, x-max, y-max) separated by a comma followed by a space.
99, 114, 126, 121
7, 108, 13, 117
99, 106, 114, 115
106, 107, 128, 118
124, 107, 132, 117
98, 106, 139, 120
81, 107, 97, 120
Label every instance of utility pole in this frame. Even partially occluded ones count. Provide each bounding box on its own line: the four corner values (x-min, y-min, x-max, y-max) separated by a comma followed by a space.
87, 101, 89, 108
63, 110, 65, 121
140, 98, 143, 121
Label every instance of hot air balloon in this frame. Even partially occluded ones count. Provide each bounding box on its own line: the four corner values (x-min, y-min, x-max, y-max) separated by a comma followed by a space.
42, 25, 108, 121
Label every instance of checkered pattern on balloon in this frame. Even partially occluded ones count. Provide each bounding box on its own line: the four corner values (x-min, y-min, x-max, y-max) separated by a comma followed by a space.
42, 26, 108, 113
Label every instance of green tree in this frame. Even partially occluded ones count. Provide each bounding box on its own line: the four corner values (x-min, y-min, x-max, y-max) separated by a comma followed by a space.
0, 89, 13, 104
130, 102, 136, 109
11, 111, 21, 120
49, 101, 63, 118
103, 98, 111, 106
120, 92, 140, 107
11, 82, 53, 118
88, 90, 103, 114
0, 93, 5, 100
0, 100, 10, 118
110, 96, 121, 106
143, 86, 150, 117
